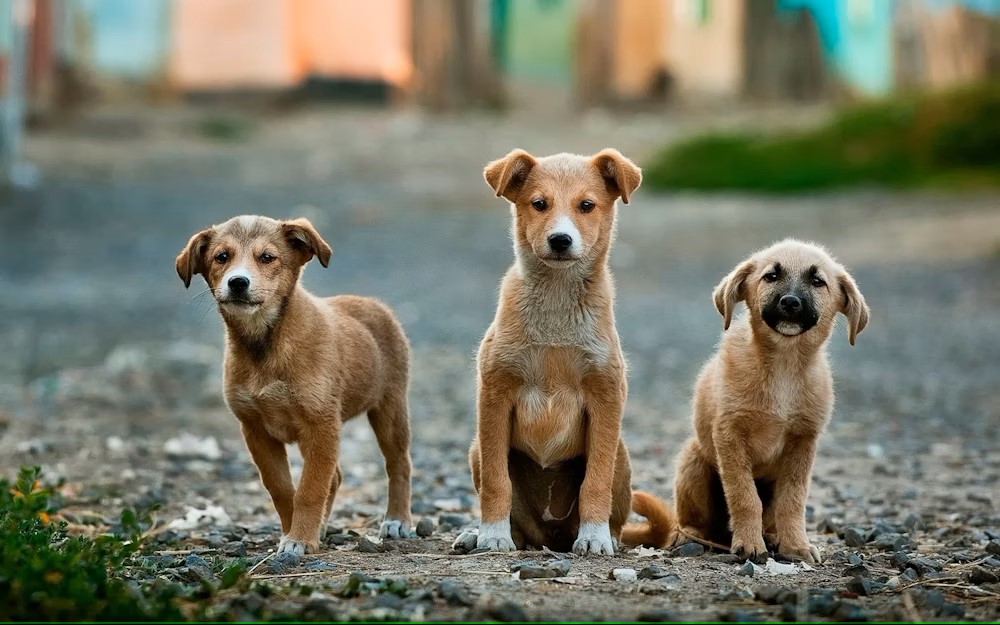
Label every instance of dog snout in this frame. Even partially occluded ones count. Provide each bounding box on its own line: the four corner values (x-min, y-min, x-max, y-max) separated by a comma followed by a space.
228, 276, 250, 294
548, 233, 573, 254
779, 294, 802, 313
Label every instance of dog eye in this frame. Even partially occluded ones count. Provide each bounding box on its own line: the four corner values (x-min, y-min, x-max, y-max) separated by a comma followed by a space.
214, 251, 229, 264
579, 199, 595, 213
763, 271, 779, 282
811, 277, 826, 287
531, 198, 547, 211
259, 252, 276, 264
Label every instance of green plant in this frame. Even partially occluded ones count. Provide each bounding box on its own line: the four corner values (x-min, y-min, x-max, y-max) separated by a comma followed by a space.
0, 466, 185, 621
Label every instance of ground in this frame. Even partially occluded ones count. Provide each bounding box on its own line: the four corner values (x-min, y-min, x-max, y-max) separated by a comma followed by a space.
1, 103, 998, 622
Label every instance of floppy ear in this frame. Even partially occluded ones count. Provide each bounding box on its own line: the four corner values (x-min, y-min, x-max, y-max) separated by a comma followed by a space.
713, 260, 755, 330
484, 149, 537, 201
283, 218, 332, 268
838, 271, 870, 345
592, 148, 642, 204
175, 228, 214, 288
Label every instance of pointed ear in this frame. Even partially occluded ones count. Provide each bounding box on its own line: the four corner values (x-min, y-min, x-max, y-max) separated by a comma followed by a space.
592, 148, 642, 204
175, 228, 214, 288
283, 218, 332, 267
713, 259, 755, 330
838, 271, 870, 345
484, 149, 537, 201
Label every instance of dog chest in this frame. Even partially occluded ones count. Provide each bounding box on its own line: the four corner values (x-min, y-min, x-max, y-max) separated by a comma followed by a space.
226, 381, 304, 443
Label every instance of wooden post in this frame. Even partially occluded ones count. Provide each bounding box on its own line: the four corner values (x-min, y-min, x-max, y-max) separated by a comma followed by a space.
0, 0, 31, 186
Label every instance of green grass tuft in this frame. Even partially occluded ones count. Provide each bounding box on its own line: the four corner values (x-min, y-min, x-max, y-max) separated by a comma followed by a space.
644, 83, 1000, 193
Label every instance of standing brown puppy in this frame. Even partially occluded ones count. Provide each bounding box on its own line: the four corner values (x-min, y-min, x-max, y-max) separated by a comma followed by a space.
456, 149, 674, 555
665, 239, 870, 563
176, 215, 413, 555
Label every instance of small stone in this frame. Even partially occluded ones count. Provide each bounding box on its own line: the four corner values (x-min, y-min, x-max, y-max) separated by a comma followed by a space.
755, 586, 791, 605
983, 556, 1000, 568
816, 517, 841, 534
305, 560, 336, 571
437, 580, 473, 607
872, 533, 911, 551
720, 608, 764, 622
902, 567, 919, 581
847, 552, 863, 566
373, 594, 404, 610
223, 542, 247, 557
483, 601, 528, 622
908, 556, 943, 575
964, 565, 1000, 585
637, 610, 681, 622
843, 564, 870, 578
514, 559, 571, 580
737, 561, 756, 577
833, 600, 872, 622
451, 531, 479, 554
890, 551, 911, 570
610, 568, 637, 582
637, 565, 677, 580
902, 513, 923, 532
267, 551, 301, 574
846, 575, 872, 596
986, 540, 1000, 556
438, 513, 469, 530
671, 541, 706, 557
356, 536, 382, 553
185, 553, 211, 572
415, 518, 435, 537
940, 601, 966, 619
843, 527, 867, 548
710, 554, 744, 564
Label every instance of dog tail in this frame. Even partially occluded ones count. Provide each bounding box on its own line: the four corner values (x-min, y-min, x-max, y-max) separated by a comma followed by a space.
620, 490, 676, 548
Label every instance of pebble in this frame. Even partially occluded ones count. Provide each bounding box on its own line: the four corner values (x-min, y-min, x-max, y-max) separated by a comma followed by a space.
637, 609, 681, 622
452, 531, 478, 553
846, 575, 872, 596
356, 536, 382, 553
872, 533, 911, 551
223, 541, 247, 557
670, 541, 706, 557
964, 565, 999, 585
721, 608, 764, 622
907, 556, 943, 575
843, 527, 867, 548
437, 513, 469, 531
847, 552, 863, 566
737, 561, 757, 577
305, 560, 336, 571
437, 580, 473, 607
637, 565, 677, 581
890, 551, 911, 570
415, 517, 435, 537
902, 512, 923, 532
483, 601, 528, 622
986, 540, 1000, 556
983, 555, 1000, 568
833, 600, 872, 622
610, 568, 637, 582
513, 560, 571, 580
267, 551, 301, 574
755, 586, 792, 605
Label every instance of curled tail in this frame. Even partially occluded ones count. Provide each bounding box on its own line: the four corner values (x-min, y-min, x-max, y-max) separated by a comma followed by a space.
620, 490, 676, 548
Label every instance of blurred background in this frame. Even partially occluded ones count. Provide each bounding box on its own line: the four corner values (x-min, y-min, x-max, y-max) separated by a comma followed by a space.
0, 0, 997, 568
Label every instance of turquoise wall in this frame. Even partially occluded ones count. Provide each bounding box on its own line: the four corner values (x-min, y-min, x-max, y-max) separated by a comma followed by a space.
72, 0, 171, 78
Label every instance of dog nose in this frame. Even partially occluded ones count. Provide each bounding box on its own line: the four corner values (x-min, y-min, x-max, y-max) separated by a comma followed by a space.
548, 233, 573, 253
228, 276, 250, 294
779, 295, 802, 312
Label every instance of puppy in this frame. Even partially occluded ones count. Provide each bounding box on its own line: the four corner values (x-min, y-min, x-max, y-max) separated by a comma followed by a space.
665, 239, 870, 562
176, 215, 413, 555
457, 148, 674, 555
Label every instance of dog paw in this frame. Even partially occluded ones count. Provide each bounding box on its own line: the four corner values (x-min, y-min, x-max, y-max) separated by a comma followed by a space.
379, 519, 412, 540
572, 522, 615, 556
777, 541, 821, 564
730, 532, 768, 561
476, 518, 516, 552
277, 536, 309, 556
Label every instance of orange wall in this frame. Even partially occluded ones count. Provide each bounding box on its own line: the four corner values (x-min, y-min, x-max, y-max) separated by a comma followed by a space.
663, 0, 745, 97
170, 0, 411, 90
613, 0, 669, 98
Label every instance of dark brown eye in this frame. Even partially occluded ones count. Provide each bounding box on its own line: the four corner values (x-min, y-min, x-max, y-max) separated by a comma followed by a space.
531, 198, 547, 211
259, 252, 276, 264
214, 251, 229, 264
579, 199, 595, 213
763, 271, 779, 283
811, 277, 826, 287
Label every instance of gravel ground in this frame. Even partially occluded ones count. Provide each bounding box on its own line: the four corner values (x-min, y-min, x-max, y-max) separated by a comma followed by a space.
1, 104, 999, 621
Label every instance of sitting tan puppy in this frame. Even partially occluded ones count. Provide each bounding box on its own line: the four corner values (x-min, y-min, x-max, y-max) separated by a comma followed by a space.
176, 216, 413, 555
457, 148, 673, 555
664, 239, 870, 562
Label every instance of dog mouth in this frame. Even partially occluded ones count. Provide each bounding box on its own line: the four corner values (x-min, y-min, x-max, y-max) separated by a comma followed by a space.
538, 254, 580, 268
763, 313, 818, 337
220, 298, 265, 309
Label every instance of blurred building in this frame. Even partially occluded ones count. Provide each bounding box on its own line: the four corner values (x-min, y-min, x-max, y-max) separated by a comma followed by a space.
3, 0, 1000, 113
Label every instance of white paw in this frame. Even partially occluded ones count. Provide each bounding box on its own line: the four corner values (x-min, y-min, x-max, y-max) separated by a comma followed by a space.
572, 521, 615, 556
476, 518, 516, 552
277, 536, 307, 556
379, 519, 411, 539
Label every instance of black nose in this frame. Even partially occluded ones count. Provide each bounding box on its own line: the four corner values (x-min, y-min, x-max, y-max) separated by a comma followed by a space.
228, 276, 250, 294
779, 294, 801, 312
548, 233, 573, 253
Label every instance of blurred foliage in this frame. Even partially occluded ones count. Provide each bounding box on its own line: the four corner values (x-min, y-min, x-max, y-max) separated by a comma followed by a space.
645, 83, 1000, 192
196, 114, 255, 142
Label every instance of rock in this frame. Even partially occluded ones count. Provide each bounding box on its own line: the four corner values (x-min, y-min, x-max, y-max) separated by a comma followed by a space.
223, 542, 247, 557
305, 560, 336, 571
610, 568, 637, 582
964, 565, 1000, 585
754, 586, 791, 605
356, 536, 382, 553
902, 567, 920, 581
983, 556, 1000, 568
737, 561, 757, 577
763, 558, 800, 575
843, 527, 867, 548
637, 609, 681, 622
846, 575, 872, 596
908, 556, 944, 575
164, 433, 222, 460
902, 512, 923, 532
415, 517, 435, 537
940, 601, 966, 619
437, 580, 473, 607
483, 601, 528, 622
325, 533, 352, 547
168, 505, 232, 531
438, 513, 469, 530
513, 560, 571, 580
720, 608, 764, 622
816, 517, 841, 534
986, 540, 1000, 556
890, 551, 911, 570
670, 541, 706, 557
710, 554, 745, 564
267, 551, 301, 574
872, 533, 911, 551
847, 552, 863, 566
374, 593, 404, 610
451, 531, 479, 554
637, 565, 677, 580
185, 553, 210, 570
843, 564, 869, 578
833, 600, 872, 622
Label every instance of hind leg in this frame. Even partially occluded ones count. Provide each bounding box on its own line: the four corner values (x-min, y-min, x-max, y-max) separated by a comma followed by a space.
674, 438, 719, 545
367, 393, 413, 539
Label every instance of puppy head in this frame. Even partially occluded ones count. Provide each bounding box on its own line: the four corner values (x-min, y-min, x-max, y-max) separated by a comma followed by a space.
176, 215, 331, 326
713, 239, 870, 345
484, 148, 641, 269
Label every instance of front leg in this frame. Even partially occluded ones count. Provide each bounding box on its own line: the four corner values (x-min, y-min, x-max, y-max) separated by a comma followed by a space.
282, 421, 341, 555
574, 374, 625, 556
714, 419, 768, 559
772, 436, 820, 563
473, 372, 517, 552
241, 423, 295, 535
